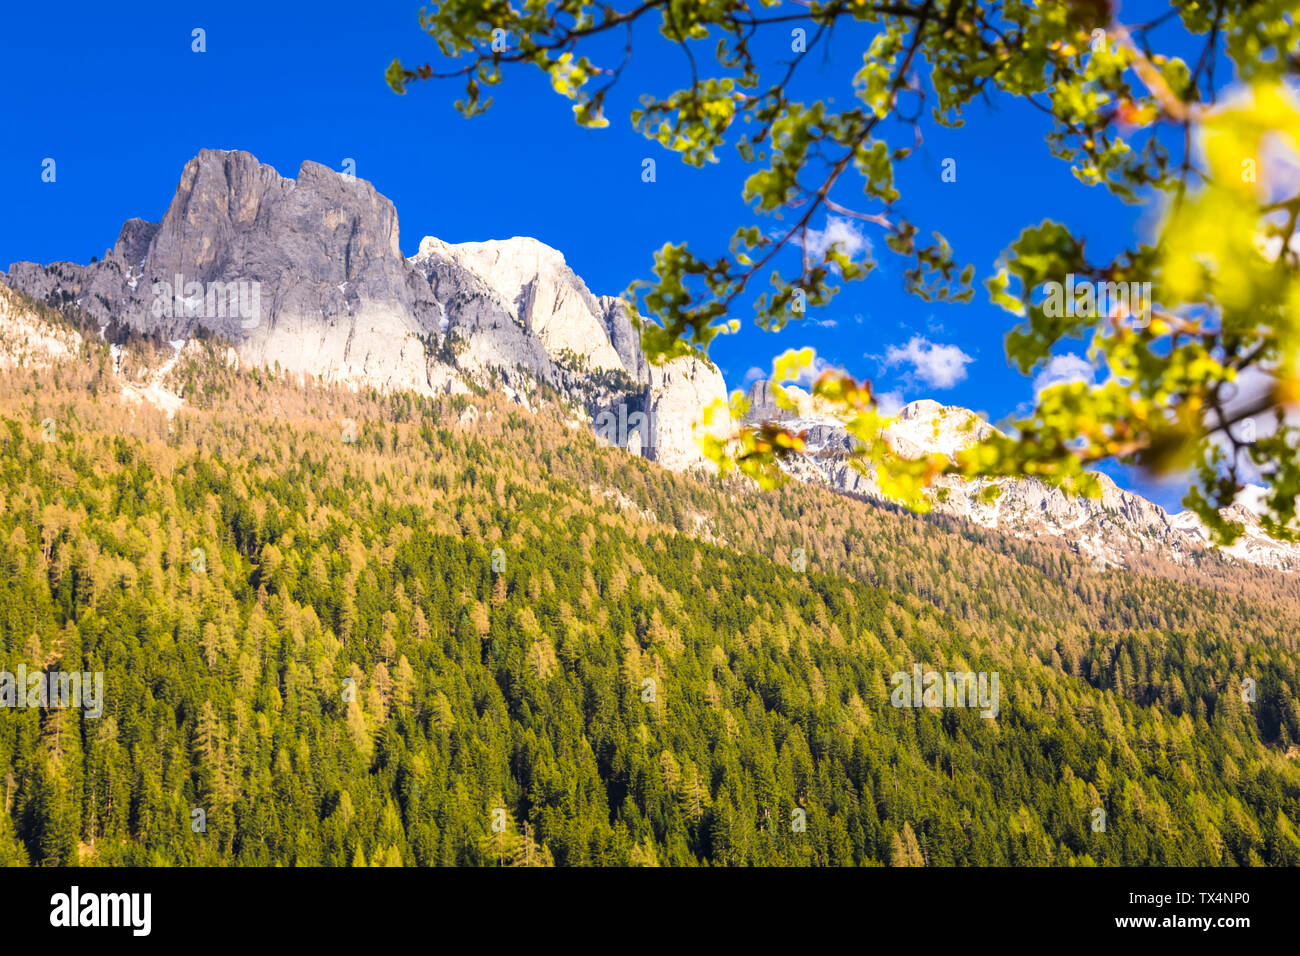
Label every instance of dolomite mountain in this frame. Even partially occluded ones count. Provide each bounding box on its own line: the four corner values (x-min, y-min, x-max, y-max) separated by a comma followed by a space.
3, 148, 1296, 573
742, 380, 1300, 572
1, 149, 726, 470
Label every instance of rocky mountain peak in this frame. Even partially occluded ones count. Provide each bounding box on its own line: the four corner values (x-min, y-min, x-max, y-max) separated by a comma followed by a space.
897, 398, 944, 421
741, 380, 781, 421
887, 399, 995, 459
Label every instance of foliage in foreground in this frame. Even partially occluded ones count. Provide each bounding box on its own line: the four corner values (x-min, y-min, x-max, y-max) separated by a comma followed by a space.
390, 0, 1300, 545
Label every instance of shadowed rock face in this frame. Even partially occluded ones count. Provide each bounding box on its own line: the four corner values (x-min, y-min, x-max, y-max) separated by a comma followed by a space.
10, 151, 415, 334
2, 149, 727, 468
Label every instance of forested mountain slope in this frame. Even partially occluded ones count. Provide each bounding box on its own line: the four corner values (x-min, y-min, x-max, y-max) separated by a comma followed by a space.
1, 297, 1299, 866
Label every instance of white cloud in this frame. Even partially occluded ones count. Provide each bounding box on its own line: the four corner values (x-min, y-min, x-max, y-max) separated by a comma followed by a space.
883, 336, 973, 389
1033, 353, 1094, 394
804, 216, 871, 262
741, 365, 765, 386
874, 389, 905, 417
1236, 483, 1269, 515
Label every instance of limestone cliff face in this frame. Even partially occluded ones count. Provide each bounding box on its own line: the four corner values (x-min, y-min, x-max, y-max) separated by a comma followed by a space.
644, 355, 728, 471
2, 149, 727, 469
0, 284, 83, 370
423, 237, 626, 373
408, 235, 726, 469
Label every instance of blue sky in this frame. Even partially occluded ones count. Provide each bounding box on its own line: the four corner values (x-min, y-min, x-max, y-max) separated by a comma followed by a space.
1, 1, 1207, 508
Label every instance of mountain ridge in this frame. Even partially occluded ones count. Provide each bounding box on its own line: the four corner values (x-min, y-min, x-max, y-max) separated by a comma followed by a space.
3, 147, 1293, 572
739, 379, 1300, 571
